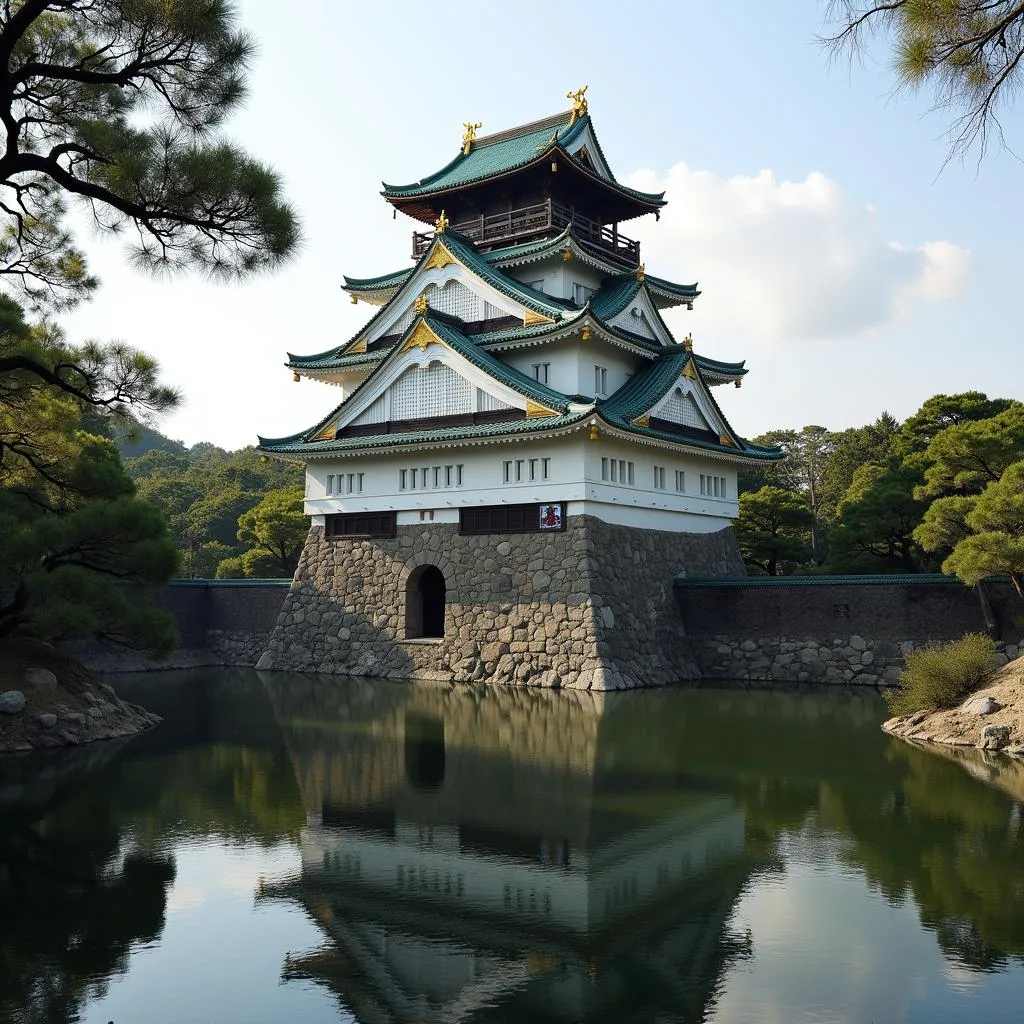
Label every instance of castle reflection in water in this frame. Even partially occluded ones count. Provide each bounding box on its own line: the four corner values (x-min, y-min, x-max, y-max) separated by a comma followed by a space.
258, 677, 765, 1023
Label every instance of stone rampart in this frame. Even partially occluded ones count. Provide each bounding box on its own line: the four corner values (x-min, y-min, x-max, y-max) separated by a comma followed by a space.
257, 516, 744, 691
73, 580, 289, 673
677, 576, 1023, 686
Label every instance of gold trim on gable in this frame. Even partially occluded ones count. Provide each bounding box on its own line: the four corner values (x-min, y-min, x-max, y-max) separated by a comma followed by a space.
523, 309, 554, 326
719, 434, 735, 447
400, 319, 442, 353
347, 338, 367, 355
312, 422, 336, 441
526, 400, 557, 418
632, 414, 650, 427
424, 243, 456, 271
682, 361, 697, 380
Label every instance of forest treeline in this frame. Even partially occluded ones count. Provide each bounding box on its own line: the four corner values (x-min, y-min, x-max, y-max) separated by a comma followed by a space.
123, 433, 305, 580
735, 391, 1024, 591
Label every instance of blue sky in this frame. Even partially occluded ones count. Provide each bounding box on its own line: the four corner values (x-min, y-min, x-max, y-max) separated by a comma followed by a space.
60, 1, 1023, 448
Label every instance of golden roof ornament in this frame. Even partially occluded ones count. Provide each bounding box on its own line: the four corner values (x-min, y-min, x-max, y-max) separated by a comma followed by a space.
461, 121, 482, 156
636, 263, 645, 282
413, 292, 429, 314
683, 333, 693, 352
434, 209, 449, 234
567, 85, 589, 127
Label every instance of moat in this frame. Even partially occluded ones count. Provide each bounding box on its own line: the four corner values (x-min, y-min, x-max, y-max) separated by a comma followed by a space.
2, 670, 1023, 1023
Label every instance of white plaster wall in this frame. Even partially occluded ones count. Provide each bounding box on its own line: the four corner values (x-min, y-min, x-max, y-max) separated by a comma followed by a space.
304, 433, 740, 527
578, 345, 638, 399
506, 258, 605, 304
501, 339, 580, 396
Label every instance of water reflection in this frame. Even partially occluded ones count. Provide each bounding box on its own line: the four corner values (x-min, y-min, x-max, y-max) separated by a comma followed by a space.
0, 674, 1023, 1023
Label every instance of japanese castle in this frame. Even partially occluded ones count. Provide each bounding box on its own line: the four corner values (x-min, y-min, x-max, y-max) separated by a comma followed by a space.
256, 89, 779, 689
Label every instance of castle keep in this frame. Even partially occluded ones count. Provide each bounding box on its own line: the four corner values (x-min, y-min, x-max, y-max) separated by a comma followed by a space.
257, 90, 780, 689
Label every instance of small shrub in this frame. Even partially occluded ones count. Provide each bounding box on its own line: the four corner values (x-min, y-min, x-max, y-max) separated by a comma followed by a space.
885, 633, 996, 716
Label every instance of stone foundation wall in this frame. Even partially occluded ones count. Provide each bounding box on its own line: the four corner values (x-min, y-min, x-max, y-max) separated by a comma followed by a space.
258, 516, 744, 690
73, 581, 289, 673
678, 578, 1023, 686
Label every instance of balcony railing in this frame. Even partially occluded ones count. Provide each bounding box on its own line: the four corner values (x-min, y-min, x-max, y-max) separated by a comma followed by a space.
412, 199, 640, 267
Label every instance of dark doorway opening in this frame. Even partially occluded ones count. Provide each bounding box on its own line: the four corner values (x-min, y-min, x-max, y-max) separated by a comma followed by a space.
406, 565, 446, 639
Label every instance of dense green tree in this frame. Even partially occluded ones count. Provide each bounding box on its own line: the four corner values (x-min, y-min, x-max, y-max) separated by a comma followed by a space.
894, 392, 1014, 462
825, 2, 1024, 158
941, 460, 1024, 595
733, 486, 815, 576
233, 485, 306, 578
827, 461, 932, 572
0, 298, 179, 650
916, 402, 1024, 497
818, 412, 900, 520
126, 441, 301, 577
0, 0, 298, 311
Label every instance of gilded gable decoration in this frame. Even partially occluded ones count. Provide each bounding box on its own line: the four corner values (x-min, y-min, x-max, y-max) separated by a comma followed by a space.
461, 121, 482, 156
424, 243, 456, 271
566, 85, 589, 127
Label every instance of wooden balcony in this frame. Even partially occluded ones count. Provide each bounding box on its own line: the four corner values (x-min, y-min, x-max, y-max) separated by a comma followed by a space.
412, 199, 640, 267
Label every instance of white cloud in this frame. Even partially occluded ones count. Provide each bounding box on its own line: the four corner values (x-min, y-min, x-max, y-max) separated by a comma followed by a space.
625, 164, 970, 344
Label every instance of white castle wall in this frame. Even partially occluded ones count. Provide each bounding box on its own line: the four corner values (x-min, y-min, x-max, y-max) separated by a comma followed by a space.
304, 435, 738, 529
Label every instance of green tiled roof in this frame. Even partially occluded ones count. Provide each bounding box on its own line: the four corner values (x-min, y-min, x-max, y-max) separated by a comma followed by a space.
645, 273, 700, 301
695, 355, 747, 378
422, 314, 572, 412
287, 349, 381, 371
596, 349, 781, 462
291, 232, 572, 371
438, 231, 575, 318
675, 574, 960, 588
343, 268, 412, 292
259, 408, 592, 457
262, 312, 577, 454
599, 348, 692, 423
381, 113, 665, 209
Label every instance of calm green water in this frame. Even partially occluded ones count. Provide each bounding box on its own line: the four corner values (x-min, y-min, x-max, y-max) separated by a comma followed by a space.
2, 672, 1023, 1024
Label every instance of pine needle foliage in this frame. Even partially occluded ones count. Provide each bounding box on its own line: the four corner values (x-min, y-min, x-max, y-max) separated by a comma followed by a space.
826, 1, 1024, 159
0, 0, 300, 310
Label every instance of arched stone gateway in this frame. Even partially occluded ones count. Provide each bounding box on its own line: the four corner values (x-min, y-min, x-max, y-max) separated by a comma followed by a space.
406, 564, 446, 639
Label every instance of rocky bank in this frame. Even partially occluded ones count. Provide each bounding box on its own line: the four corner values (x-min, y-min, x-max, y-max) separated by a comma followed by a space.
0, 638, 160, 755
883, 653, 1024, 754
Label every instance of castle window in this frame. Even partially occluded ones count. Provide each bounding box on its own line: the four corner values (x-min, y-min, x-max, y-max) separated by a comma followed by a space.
532, 362, 550, 384
653, 466, 666, 490
594, 366, 608, 397
542, 458, 551, 480
460, 502, 566, 535
700, 474, 727, 498
326, 474, 335, 496
399, 469, 407, 490
675, 470, 686, 493
503, 460, 512, 484
601, 458, 633, 485
325, 511, 396, 538
572, 283, 594, 305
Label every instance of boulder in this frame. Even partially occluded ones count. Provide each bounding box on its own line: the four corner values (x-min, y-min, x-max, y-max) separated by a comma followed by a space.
24, 667, 58, 691
979, 723, 1012, 751
961, 695, 1001, 717
0, 690, 26, 715
37, 713, 58, 729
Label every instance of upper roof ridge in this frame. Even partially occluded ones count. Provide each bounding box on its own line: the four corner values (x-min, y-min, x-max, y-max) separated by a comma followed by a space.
471, 111, 573, 149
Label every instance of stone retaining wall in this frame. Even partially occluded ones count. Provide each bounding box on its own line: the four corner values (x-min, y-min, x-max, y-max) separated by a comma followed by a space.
74, 581, 289, 673
257, 516, 744, 691
678, 578, 1023, 685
